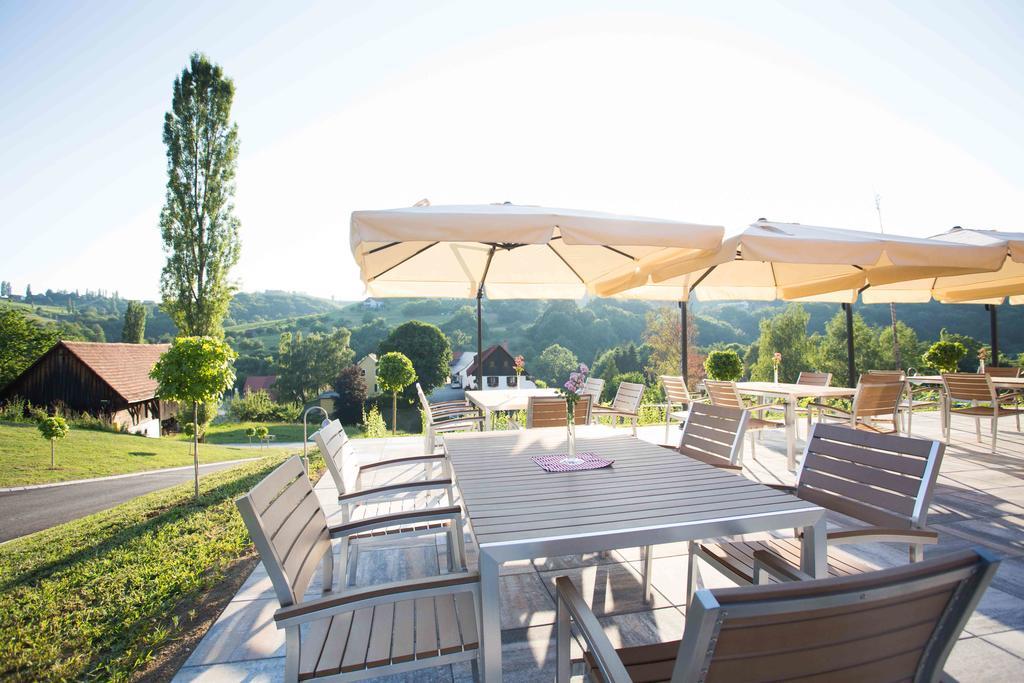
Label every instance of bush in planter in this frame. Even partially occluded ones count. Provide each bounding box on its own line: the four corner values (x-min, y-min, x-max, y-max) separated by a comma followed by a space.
922, 340, 967, 374
704, 349, 743, 381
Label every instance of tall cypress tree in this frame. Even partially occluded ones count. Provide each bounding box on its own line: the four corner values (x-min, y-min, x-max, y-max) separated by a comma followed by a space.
122, 301, 147, 343
159, 53, 241, 337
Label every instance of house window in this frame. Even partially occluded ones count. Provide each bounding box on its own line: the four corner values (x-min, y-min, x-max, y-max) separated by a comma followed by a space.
361, 369, 366, 376
487, 376, 499, 388
508, 375, 518, 387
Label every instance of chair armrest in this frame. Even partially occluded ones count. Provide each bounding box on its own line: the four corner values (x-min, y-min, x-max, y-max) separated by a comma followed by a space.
275, 572, 480, 628
357, 454, 445, 472
808, 402, 851, 416
432, 400, 472, 408
752, 549, 814, 583
432, 405, 481, 417
763, 483, 798, 494
339, 478, 453, 504
431, 415, 486, 428
555, 576, 631, 683
329, 505, 462, 537
746, 402, 780, 412
826, 527, 939, 546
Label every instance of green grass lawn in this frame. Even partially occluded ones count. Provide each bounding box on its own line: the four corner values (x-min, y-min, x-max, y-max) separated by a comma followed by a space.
0, 451, 325, 682
0, 422, 292, 488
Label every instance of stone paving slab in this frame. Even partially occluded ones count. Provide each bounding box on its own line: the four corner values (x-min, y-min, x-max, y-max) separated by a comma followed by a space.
175, 416, 1024, 682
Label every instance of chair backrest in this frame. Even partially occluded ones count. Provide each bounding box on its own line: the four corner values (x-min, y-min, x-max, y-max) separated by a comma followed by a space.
526, 395, 592, 428
660, 375, 691, 406
797, 422, 943, 530
235, 456, 332, 608
796, 371, 831, 387
582, 377, 605, 403
943, 373, 996, 403
672, 548, 999, 683
704, 380, 744, 409
984, 366, 1021, 378
611, 381, 644, 413
864, 370, 906, 383
678, 403, 749, 466
311, 419, 352, 495
415, 382, 435, 422
850, 380, 904, 419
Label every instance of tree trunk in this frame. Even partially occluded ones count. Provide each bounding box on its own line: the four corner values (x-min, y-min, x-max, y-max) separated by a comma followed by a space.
890, 303, 902, 369
51, 439, 55, 469
392, 392, 398, 436
193, 401, 200, 498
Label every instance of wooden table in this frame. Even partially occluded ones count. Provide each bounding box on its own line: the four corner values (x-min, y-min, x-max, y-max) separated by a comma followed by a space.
734, 381, 857, 471
443, 427, 827, 681
909, 375, 1024, 389
465, 388, 560, 429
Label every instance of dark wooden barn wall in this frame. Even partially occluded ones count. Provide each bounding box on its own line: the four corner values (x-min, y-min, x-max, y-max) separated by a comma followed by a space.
1, 346, 128, 415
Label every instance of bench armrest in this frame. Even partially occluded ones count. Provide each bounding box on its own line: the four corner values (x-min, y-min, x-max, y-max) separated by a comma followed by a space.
752, 549, 815, 583
328, 505, 462, 538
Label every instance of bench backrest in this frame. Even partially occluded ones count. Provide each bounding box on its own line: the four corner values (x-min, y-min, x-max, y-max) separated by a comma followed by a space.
678, 403, 749, 466
797, 422, 943, 530
235, 456, 332, 608
610, 381, 644, 413
984, 366, 1021, 378
672, 548, 998, 683
704, 380, 744, 409
796, 371, 832, 387
660, 375, 691, 406
312, 419, 351, 495
943, 373, 996, 403
526, 395, 592, 428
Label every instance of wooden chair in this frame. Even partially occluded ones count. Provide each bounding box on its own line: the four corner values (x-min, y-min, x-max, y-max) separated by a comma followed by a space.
640, 403, 751, 601
792, 371, 831, 438
865, 370, 937, 435
312, 421, 467, 583
556, 547, 998, 683
236, 457, 481, 682
688, 422, 944, 599
417, 383, 485, 454
809, 376, 904, 434
582, 377, 606, 405
984, 366, 1023, 431
526, 395, 592, 428
659, 375, 693, 444
704, 380, 781, 463
591, 381, 644, 436
942, 373, 1024, 453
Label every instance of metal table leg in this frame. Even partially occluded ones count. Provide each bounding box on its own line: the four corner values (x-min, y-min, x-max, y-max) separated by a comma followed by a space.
801, 515, 828, 578
785, 397, 797, 472
479, 550, 502, 680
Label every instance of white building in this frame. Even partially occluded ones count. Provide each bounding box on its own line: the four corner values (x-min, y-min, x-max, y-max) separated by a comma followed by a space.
357, 353, 380, 397
449, 345, 536, 391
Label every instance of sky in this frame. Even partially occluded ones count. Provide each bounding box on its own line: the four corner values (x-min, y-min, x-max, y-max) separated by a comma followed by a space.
1, 0, 1022, 302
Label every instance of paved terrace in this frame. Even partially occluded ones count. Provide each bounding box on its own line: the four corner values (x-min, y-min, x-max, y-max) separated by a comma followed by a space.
175, 413, 1024, 682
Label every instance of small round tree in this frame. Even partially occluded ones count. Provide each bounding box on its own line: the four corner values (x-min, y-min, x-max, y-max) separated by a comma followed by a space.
922, 341, 967, 375
255, 425, 269, 447
704, 349, 743, 381
377, 352, 417, 436
38, 416, 69, 469
245, 426, 257, 444
151, 336, 237, 497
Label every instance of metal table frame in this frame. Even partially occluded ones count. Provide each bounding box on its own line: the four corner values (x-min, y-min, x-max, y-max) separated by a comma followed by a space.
443, 429, 827, 681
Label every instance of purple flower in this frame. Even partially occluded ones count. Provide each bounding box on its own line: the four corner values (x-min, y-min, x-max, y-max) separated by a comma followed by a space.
579, 363, 589, 373
563, 380, 574, 391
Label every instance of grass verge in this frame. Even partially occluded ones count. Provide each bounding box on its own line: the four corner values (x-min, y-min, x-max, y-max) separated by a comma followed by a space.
195, 420, 418, 444
0, 422, 291, 488
0, 450, 324, 682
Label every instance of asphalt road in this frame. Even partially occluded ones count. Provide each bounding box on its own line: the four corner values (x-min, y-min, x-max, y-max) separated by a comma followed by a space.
0, 460, 254, 543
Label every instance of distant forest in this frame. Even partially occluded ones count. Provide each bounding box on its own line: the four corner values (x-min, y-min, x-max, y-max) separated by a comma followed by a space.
4, 286, 1023, 390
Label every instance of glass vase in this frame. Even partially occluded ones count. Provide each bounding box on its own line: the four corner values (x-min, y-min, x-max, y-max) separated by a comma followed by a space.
566, 404, 577, 458
773, 367, 779, 384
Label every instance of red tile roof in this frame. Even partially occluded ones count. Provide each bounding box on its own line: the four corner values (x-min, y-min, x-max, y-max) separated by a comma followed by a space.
61, 341, 170, 404
243, 375, 279, 399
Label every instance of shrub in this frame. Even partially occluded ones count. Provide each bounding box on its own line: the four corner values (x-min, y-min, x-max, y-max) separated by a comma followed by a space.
229, 390, 298, 422
244, 426, 256, 444
922, 340, 967, 374
0, 397, 29, 422
362, 404, 387, 439
704, 349, 743, 381
333, 365, 368, 425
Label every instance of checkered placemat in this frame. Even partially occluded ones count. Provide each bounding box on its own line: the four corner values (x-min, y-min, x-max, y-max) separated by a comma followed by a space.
531, 452, 614, 472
